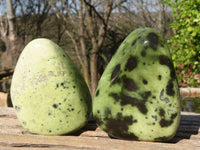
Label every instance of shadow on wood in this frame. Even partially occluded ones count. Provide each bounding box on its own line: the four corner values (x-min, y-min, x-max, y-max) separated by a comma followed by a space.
170, 114, 200, 143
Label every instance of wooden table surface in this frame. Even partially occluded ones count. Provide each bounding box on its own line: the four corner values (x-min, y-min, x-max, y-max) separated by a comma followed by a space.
0, 107, 199, 150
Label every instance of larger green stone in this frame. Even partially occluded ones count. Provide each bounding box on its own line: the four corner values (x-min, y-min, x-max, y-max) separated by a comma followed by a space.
93, 28, 181, 141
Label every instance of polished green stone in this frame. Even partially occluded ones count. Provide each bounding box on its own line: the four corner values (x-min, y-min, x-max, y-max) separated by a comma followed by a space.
93, 28, 181, 141
11, 38, 92, 135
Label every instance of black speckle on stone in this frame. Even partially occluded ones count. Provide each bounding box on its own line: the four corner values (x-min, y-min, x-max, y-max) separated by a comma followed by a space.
122, 75, 138, 91
145, 117, 148, 119
14, 105, 21, 112
41, 124, 44, 126
147, 32, 159, 50
71, 108, 74, 111
143, 62, 146, 65
105, 113, 138, 140
152, 122, 156, 125
159, 108, 165, 117
49, 130, 52, 133
141, 51, 146, 57
52, 104, 58, 109
121, 108, 124, 111
22, 121, 27, 125
97, 110, 100, 114
48, 112, 52, 116
111, 64, 121, 84
166, 79, 175, 96
158, 55, 176, 79
63, 54, 66, 57
56, 83, 59, 89
60, 82, 68, 89
152, 96, 156, 99
73, 85, 76, 88
125, 56, 138, 71
158, 75, 162, 80
96, 90, 100, 97
60, 120, 62, 122
143, 79, 148, 85
169, 104, 172, 107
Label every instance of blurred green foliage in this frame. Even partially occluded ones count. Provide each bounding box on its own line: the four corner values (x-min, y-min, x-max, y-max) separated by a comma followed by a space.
164, 0, 200, 87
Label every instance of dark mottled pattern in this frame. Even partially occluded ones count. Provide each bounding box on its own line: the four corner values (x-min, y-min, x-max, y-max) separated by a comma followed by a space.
159, 113, 178, 127
143, 79, 148, 85
104, 107, 112, 116
158, 75, 162, 80
109, 90, 151, 115
141, 51, 146, 57
109, 93, 121, 101
159, 89, 170, 103
96, 90, 100, 96
166, 80, 175, 96
105, 113, 138, 140
147, 32, 159, 50
159, 108, 165, 117
132, 39, 137, 47
111, 64, 121, 83
122, 75, 138, 91
125, 56, 138, 71
158, 55, 176, 79
95, 117, 103, 126
159, 119, 173, 128
171, 113, 178, 119
141, 91, 151, 99
121, 94, 148, 115
152, 115, 158, 121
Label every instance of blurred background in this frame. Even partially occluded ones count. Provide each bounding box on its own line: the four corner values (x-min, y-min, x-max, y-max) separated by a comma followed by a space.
0, 0, 199, 111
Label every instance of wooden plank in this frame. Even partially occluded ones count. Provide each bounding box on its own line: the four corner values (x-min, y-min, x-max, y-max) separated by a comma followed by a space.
0, 133, 199, 150
180, 88, 200, 97
0, 107, 200, 150
0, 92, 8, 107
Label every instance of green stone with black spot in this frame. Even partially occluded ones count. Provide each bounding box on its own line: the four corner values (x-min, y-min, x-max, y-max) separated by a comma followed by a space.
93, 28, 181, 141
10, 38, 92, 135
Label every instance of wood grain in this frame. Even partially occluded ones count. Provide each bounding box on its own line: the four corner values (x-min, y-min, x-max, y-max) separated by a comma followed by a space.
0, 107, 200, 150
